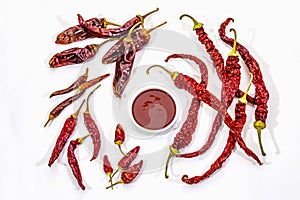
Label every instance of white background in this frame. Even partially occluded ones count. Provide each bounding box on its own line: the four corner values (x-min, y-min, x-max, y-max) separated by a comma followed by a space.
1, 0, 300, 199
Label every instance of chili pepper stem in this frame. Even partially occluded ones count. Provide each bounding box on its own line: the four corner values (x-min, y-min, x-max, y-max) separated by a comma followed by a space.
179, 14, 203, 30
44, 114, 54, 127
228, 29, 238, 57
141, 8, 159, 19
72, 99, 86, 118
164, 152, 173, 179
146, 65, 179, 81
84, 84, 102, 113
110, 168, 120, 180
78, 133, 92, 144
254, 120, 266, 156
106, 180, 123, 189
124, 22, 143, 42
108, 174, 114, 190
238, 73, 253, 104
148, 21, 168, 33
118, 144, 126, 156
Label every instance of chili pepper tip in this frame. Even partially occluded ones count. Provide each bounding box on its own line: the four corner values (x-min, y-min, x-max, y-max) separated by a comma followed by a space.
180, 14, 203, 30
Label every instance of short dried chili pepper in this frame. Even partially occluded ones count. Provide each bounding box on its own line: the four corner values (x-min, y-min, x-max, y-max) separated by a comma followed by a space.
49, 39, 112, 68
163, 53, 208, 178
44, 91, 85, 127
48, 100, 85, 167
78, 8, 159, 39
219, 18, 269, 156
106, 160, 143, 189
49, 68, 88, 98
76, 73, 110, 94
112, 22, 141, 98
182, 75, 261, 185
102, 21, 167, 64
103, 155, 114, 188
118, 146, 140, 170
56, 17, 120, 44
83, 84, 102, 161
114, 124, 126, 155
67, 134, 91, 190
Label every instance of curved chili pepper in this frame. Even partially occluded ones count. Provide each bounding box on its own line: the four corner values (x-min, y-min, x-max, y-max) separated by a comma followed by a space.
103, 155, 114, 188
78, 8, 159, 39
76, 73, 110, 94
218, 18, 269, 156
67, 134, 91, 190
48, 100, 85, 167
118, 146, 140, 170
49, 68, 88, 98
102, 21, 167, 64
163, 53, 208, 178
56, 17, 120, 44
106, 160, 143, 189
114, 124, 126, 155
83, 84, 102, 161
44, 91, 85, 127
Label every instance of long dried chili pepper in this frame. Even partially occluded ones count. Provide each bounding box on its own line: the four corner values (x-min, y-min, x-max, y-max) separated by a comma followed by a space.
182, 75, 260, 185
49, 68, 88, 98
44, 91, 85, 127
49, 39, 113, 68
76, 73, 110, 94
102, 21, 167, 64
114, 124, 126, 155
67, 134, 91, 190
78, 8, 159, 39
147, 65, 262, 165
219, 18, 269, 156
163, 53, 208, 178
83, 84, 102, 161
48, 100, 85, 167
112, 22, 141, 98
106, 160, 143, 189
103, 155, 114, 188
56, 17, 120, 44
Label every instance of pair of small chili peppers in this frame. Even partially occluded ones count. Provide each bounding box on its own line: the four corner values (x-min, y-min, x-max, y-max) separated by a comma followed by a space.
103, 124, 143, 189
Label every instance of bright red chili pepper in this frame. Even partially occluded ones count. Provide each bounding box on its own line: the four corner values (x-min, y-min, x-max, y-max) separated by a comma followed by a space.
114, 124, 126, 155
118, 146, 140, 170
103, 155, 114, 188
83, 84, 102, 161
48, 100, 85, 167
67, 134, 91, 190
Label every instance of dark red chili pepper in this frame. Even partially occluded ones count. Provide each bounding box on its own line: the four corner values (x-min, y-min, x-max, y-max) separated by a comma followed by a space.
106, 160, 143, 189
114, 124, 126, 155
102, 21, 167, 64
49, 68, 88, 98
78, 8, 159, 39
44, 91, 85, 127
48, 100, 85, 167
112, 22, 141, 98
55, 17, 120, 44
219, 18, 269, 156
163, 53, 208, 178
67, 134, 91, 190
83, 84, 102, 161
103, 155, 114, 188
76, 73, 110, 94
118, 146, 140, 170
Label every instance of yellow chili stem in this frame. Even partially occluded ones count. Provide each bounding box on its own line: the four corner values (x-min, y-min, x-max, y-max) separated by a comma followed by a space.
228, 28, 238, 57
146, 65, 179, 81
180, 14, 203, 30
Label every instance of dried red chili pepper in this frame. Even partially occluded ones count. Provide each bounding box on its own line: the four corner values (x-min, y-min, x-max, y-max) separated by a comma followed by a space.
83, 84, 102, 161
103, 155, 113, 188
106, 160, 143, 189
48, 100, 85, 167
219, 18, 269, 156
49, 68, 88, 98
118, 146, 140, 170
78, 8, 159, 39
147, 65, 262, 166
114, 124, 126, 155
182, 76, 261, 185
163, 53, 208, 178
102, 21, 167, 64
56, 17, 120, 44
67, 134, 91, 190
76, 73, 110, 94
44, 91, 85, 127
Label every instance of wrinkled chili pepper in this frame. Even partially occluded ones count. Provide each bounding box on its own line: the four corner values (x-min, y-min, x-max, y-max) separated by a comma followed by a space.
44, 91, 85, 127
106, 160, 143, 189
56, 17, 120, 44
103, 155, 114, 188
182, 76, 260, 185
147, 65, 262, 166
49, 68, 88, 98
48, 100, 85, 167
102, 21, 167, 64
219, 18, 269, 156
78, 8, 159, 39
76, 73, 110, 94
67, 134, 91, 190
83, 84, 102, 161
118, 146, 140, 170
114, 124, 126, 155
163, 53, 208, 178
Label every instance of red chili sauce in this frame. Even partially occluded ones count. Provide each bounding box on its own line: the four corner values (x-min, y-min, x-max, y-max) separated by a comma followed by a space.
132, 89, 176, 130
